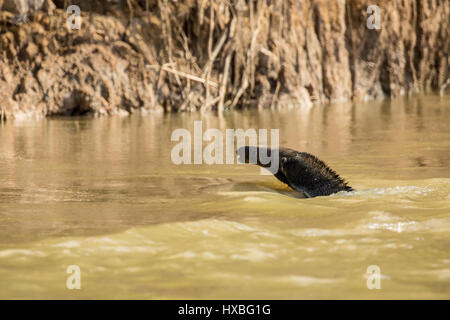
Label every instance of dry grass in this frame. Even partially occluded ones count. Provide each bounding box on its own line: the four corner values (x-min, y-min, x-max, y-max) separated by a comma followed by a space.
133, 0, 287, 112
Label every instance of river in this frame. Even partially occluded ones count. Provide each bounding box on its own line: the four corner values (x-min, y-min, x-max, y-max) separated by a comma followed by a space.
0, 94, 449, 299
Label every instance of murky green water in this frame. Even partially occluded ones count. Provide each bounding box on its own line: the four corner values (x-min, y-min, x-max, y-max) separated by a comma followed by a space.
0, 95, 449, 299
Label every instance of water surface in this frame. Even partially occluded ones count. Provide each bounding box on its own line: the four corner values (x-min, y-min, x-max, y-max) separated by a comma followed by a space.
0, 95, 449, 299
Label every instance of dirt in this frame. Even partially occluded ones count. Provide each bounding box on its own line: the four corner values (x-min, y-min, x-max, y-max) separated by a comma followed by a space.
0, 0, 448, 120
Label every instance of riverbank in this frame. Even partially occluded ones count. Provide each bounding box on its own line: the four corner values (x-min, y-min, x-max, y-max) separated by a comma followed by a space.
0, 0, 448, 120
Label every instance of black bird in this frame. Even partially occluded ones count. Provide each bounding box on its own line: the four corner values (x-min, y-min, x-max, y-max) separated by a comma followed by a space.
237, 146, 354, 198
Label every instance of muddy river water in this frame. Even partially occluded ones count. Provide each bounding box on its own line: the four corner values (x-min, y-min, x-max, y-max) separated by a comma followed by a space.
0, 95, 449, 299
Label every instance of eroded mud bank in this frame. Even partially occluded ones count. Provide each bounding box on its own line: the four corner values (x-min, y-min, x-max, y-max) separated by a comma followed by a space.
0, 0, 448, 120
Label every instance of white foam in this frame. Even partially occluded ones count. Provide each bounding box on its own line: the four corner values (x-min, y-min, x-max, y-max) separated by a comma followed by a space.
0, 249, 46, 258
231, 248, 276, 262
282, 275, 341, 286
54, 240, 81, 248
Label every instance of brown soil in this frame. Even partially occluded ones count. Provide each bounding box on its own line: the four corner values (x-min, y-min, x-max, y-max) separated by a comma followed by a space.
0, 0, 448, 120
